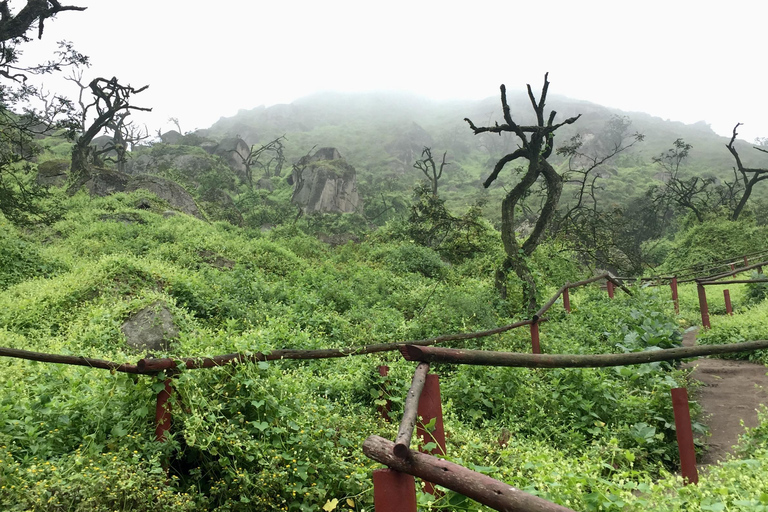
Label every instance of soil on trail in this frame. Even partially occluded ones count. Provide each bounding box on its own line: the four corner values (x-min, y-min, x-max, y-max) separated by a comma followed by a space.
682, 328, 768, 465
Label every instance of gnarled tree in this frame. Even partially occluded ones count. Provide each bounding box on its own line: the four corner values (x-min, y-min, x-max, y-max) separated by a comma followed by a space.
465, 74, 580, 312
727, 123, 768, 221
68, 76, 150, 193
0, 1, 86, 223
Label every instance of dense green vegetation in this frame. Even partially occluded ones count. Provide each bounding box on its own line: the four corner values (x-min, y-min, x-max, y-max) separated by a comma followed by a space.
2, 185, 768, 511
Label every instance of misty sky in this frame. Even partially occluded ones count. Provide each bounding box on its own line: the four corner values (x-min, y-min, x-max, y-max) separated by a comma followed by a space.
22, 0, 768, 141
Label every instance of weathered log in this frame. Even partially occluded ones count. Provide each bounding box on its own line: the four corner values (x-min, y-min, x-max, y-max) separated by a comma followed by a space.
363, 435, 575, 512
699, 278, 768, 286
136, 319, 538, 372
394, 362, 430, 458
399, 340, 768, 368
0, 346, 143, 374
606, 273, 633, 296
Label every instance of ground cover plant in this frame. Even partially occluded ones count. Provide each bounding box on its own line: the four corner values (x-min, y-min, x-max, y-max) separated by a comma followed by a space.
2, 190, 768, 511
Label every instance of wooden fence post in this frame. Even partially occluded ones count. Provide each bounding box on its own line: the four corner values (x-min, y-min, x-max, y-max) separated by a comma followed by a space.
563, 287, 571, 313
606, 280, 615, 299
377, 365, 391, 421
530, 320, 541, 354
417, 374, 446, 495
670, 277, 679, 314
730, 263, 736, 271
724, 289, 733, 316
697, 283, 711, 329
671, 388, 699, 485
373, 468, 417, 512
744, 256, 749, 266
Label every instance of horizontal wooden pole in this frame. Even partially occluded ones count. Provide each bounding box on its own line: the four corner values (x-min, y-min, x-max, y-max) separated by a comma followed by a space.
363, 435, 574, 512
394, 362, 430, 458
0, 347, 143, 374
399, 340, 768, 368
699, 278, 768, 286
136, 319, 539, 372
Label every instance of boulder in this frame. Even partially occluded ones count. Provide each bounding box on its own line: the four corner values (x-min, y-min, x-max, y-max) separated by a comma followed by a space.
160, 130, 183, 144
36, 159, 69, 187
85, 168, 131, 197
290, 148, 362, 214
126, 174, 204, 219
121, 302, 178, 353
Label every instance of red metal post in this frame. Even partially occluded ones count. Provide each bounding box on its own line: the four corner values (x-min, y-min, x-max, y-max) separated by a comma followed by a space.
671, 388, 699, 485
670, 277, 679, 314
697, 283, 711, 329
606, 280, 615, 299
530, 320, 541, 354
417, 374, 446, 495
155, 377, 173, 442
730, 263, 736, 271
563, 287, 571, 313
724, 289, 733, 316
373, 469, 417, 512
377, 365, 391, 421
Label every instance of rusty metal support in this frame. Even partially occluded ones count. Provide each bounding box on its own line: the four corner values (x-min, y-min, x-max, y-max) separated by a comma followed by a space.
606, 280, 615, 298
671, 388, 699, 485
697, 283, 711, 329
530, 320, 541, 354
417, 374, 446, 495
671, 277, 679, 314
724, 289, 733, 316
563, 287, 571, 313
154, 375, 174, 442
373, 469, 417, 512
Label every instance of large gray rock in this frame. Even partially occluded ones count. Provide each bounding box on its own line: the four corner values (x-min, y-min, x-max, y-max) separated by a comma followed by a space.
85, 168, 131, 196
36, 159, 70, 187
121, 302, 178, 353
126, 174, 204, 219
201, 137, 250, 182
290, 148, 362, 214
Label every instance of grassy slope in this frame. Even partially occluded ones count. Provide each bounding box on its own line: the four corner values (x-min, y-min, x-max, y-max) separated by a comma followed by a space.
1, 191, 768, 510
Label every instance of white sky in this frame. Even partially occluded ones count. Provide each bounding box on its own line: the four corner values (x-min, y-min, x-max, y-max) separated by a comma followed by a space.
20, 0, 768, 141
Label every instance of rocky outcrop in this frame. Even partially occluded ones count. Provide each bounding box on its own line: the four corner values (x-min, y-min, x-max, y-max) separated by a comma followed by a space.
125, 174, 204, 219
84, 169, 131, 196
201, 137, 250, 182
290, 148, 362, 214
36, 159, 70, 187
121, 302, 178, 353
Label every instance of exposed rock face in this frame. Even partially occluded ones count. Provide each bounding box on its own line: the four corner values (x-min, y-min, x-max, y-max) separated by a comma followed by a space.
36, 159, 70, 187
200, 137, 250, 182
290, 148, 362, 214
121, 302, 178, 353
85, 169, 131, 196
125, 174, 204, 219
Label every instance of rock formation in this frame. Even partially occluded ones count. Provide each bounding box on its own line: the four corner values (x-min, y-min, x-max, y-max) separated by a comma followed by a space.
121, 302, 178, 353
290, 148, 362, 214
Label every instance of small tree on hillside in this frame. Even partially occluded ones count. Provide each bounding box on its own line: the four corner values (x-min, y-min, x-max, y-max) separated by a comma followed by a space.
413, 146, 449, 197
232, 135, 286, 189
465, 74, 580, 312
726, 123, 768, 221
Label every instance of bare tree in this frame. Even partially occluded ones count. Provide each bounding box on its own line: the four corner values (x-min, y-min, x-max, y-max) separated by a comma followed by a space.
68, 76, 150, 191
413, 146, 449, 197
726, 123, 768, 221
233, 135, 286, 188
465, 74, 580, 312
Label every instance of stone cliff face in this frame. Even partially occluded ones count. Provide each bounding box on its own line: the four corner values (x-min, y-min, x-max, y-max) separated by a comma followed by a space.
290, 148, 362, 214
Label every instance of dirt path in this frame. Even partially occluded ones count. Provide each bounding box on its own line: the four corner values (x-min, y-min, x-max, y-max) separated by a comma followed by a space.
682, 328, 768, 464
